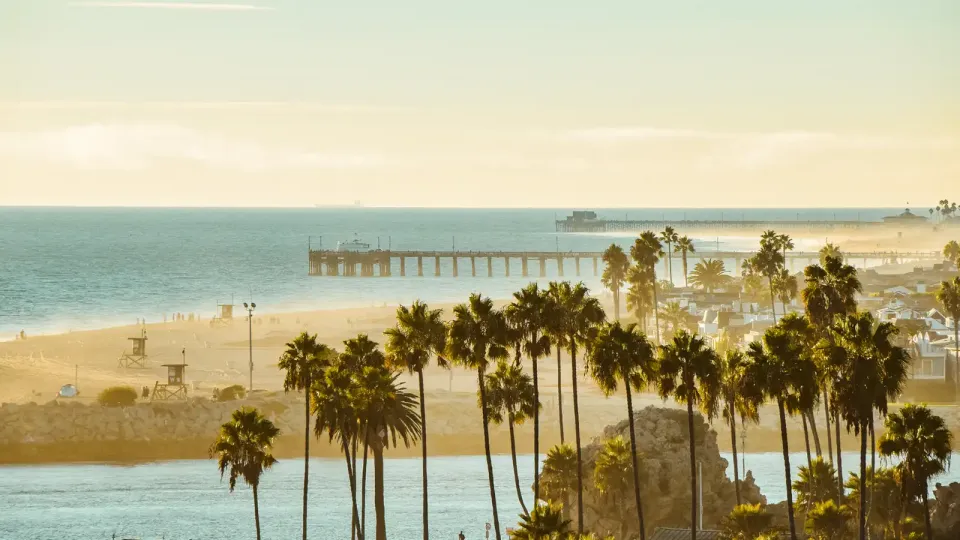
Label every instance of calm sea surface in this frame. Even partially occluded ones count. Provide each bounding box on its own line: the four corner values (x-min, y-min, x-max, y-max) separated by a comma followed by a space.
2, 452, 957, 540
0, 207, 899, 337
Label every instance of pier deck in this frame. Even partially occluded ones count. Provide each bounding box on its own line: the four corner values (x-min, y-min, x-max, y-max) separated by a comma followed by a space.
308, 249, 941, 277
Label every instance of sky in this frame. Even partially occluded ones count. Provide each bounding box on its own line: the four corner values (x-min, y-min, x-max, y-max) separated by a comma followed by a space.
1, 0, 958, 207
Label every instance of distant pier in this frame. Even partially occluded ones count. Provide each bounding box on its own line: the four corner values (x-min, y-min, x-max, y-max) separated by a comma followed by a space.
307, 248, 942, 278
555, 211, 884, 233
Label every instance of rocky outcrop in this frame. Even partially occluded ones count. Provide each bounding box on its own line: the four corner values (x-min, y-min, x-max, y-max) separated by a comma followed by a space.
932, 482, 960, 540
567, 406, 765, 539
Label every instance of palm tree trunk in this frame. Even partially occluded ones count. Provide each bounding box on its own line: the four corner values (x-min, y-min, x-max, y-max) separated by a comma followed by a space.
652, 275, 661, 344
614, 287, 620, 321
955, 325, 959, 399
682, 252, 689, 288
625, 384, 646, 540
802, 413, 814, 514
361, 438, 369, 539
508, 415, 528, 515
824, 391, 834, 464
478, 367, 502, 540
807, 409, 823, 457
922, 479, 932, 540
351, 436, 359, 540
557, 347, 565, 444
303, 384, 311, 540
418, 369, 429, 540
859, 424, 867, 540
687, 398, 698, 540
253, 483, 262, 540
667, 244, 674, 286
768, 276, 777, 323
729, 401, 741, 506
868, 416, 876, 539
531, 337, 541, 506
777, 398, 798, 540
374, 444, 387, 540
344, 439, 364, 540
835, 408, 844, 500
570, 343, 585, 535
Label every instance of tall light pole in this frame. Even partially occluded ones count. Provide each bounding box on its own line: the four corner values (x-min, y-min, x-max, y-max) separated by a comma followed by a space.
243, 302, 256, 391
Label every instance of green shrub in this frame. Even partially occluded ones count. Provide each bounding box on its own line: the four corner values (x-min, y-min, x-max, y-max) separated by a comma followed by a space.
214, 384, 246, 402
97, 386, 138, 407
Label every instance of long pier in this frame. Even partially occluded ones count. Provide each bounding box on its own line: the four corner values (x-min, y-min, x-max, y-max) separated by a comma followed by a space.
308, 249, 943, 277
555, 218, 874, 233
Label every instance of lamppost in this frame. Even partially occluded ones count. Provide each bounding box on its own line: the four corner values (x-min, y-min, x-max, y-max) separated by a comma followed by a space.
243, 302, 256, 391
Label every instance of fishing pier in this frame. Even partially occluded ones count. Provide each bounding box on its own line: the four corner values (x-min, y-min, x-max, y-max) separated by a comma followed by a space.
555, 211, 886, 233
307, 248, 942, 278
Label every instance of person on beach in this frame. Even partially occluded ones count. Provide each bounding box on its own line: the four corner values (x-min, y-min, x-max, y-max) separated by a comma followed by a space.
459, 532, 465, 540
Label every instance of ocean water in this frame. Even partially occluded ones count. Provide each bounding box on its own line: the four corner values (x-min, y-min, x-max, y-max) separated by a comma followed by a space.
0, 207, 900, 337
2, 452, 956, 540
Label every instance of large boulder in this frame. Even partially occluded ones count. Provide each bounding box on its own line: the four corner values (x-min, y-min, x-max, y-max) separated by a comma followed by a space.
568, 406, 766, 539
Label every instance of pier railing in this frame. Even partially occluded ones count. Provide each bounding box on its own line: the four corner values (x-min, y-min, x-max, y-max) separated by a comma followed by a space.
308, 249, 943, 278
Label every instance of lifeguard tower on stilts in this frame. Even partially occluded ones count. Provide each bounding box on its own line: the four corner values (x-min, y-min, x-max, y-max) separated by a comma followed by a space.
117, 329, 148, 369
152, 348, 189, 401
210, 301, 235, 328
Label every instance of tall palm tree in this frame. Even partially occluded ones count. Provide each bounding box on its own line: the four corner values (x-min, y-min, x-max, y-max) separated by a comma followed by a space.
743, 318, 818, 540
626, 265, 654, 330
589, 322, 657, 540
819, 243, 843, 266
602, 244, 631, 321
485, 360, 537, 514
714, 349, 759, 505
675, 236, 695, 288
512, 503, 572, 540
545, 282, 569, 444
827, 312, 910, 540
943, 240, 960, 263
313, 364, 365, 540
211, 406, 281, 540
550, 281, 605, 535
541, 443, 577, 507
657, 330, 721, 540
278, 332, 334, 540
447, 293, 510, 540
354, 367, 422, 540
746, 237, 785, 323
936, 276, 960, 396
879, 404, 953, 540
777, 233, 795, 262
689, 258, 730, 293
773, 268, 798, 313
632, 232, 664, 344
505, 283, 552, 504
384, 301, 447, 540
660, 226, 679, 286
802, 253, 862, 476
659, 301, 693, 340
595, 436, 639, 540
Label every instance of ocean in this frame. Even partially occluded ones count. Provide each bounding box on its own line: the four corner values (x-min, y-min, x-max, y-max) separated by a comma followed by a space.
0, 207, 900, 338
2, 452, 956, 540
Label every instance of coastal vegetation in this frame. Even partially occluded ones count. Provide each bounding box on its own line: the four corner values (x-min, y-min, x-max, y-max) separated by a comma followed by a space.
97, 385, 138, 407
198, 228, 957, 540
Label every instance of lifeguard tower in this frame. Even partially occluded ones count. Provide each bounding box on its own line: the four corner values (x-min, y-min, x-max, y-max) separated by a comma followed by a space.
117, 329, 148, 368
151, 349, 189, 401
210, 302, 235, 327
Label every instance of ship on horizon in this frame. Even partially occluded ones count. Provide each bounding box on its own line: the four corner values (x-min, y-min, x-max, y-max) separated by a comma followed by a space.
314, 200, 364, 209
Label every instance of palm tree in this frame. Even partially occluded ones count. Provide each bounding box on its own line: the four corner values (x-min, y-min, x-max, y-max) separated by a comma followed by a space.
595, 436, 639, 540
819, 243, 843, 266
589, 322, 656, 539
626, 265, 654, 329
278, 332, 333, 540
743, 318, 818, 540
632, 232, 664, 344
827, 312, 910, 540
793, 457, 840, 508
936, 276, 960, 396
657, 330, 721, 540
551, 281, 605, 535
943, 240, 960, 263
313, 364, 365, 540
447, 293, 510, 540
505, 283, 552, 504
384, 301, 447, 540
745, 237, 785, 322
354, 367, 422, 540
879, 404, 953, 540
719, 503, 776, 540
660, 226, 679, 286
772, 269, 798, 313
659, 301, 693, 340
675, 236, 695, 288
689, 258, 730, 293
844, 466, 906, 540
511, 503, 572, 540
805, 500, 854, 540
777, 233, 795, 262
714, 350, 759, 505
545, 282, 570, 444
485, 360, 537, 515
541, 443, 577, 507
211, 406, 281, 540
602, 244, 631, 321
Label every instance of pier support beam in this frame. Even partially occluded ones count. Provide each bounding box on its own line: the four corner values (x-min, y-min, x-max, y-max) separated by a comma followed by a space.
400, 257, 406, 276
418, 257, 423, 277
487, 256, 493, 277
557, 256, 564, 277
575, 257, 580, 276
539, 257, 546, 277
522, 257, 529, 277
504, 257, 510, 277
593, 257, 598, 276
435, 256, 441, 277
471, 257, 476, 277
453, 257, 459, 277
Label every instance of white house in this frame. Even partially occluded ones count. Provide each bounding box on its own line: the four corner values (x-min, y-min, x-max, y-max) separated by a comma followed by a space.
910, 332, 952, 380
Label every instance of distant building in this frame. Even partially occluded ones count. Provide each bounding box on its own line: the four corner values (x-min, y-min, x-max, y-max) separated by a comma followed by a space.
882, 208, 928, 225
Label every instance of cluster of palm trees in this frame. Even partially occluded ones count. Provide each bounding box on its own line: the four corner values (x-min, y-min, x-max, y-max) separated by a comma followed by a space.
931, 200, 958, 224
208, 229, 957, 540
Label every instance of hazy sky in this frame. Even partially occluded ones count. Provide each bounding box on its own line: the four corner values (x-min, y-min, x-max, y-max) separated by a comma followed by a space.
1, 1, 957, 207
